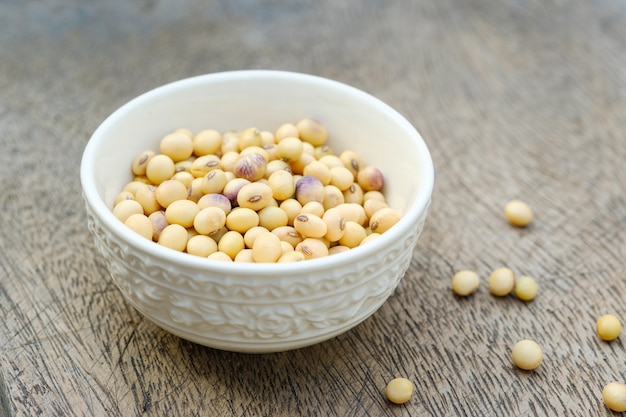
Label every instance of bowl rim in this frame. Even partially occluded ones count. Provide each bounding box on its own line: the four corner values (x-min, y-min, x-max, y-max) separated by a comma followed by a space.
80, 69, 434, 277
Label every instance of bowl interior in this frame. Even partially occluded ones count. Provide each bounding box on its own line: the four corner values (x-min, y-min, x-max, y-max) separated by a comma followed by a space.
82, 70, 433, 272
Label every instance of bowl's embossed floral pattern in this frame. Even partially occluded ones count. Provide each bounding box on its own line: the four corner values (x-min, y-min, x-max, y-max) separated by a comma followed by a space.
85, 200, 427, 348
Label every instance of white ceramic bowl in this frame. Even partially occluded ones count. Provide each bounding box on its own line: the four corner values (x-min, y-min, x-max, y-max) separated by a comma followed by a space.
81, 70, 434, 353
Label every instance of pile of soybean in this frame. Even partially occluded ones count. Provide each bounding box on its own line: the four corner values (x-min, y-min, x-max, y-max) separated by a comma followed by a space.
112, 118, 401, 263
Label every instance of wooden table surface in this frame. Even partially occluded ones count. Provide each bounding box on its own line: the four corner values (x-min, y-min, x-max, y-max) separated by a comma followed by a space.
2, 1, 626, 416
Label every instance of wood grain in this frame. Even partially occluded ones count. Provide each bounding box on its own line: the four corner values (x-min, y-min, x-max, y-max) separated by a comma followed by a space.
2, 0, 626, 415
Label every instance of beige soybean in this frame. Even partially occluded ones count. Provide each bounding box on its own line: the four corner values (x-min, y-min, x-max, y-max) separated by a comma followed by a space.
363, 190, 386, 203
238, 127, 263, 150
279, 199, 303, 225
265, 159, 291, 178
134, 185, 161, 215
132, 150, 155, 176
322, 208, 346, 242
207, 251, 233, 262
329, 245, 350, 255
289, 152, 316, 175
171, 170, 194, 188
114, 191, 135, 206
296, 238, 329, 259
234, 248, 255, 262
174, 159, 193, 174
278, 251, 305, 263
146, 154, 175, 185
369, 207, 400, 233
124, 213, 153, 240
201, 169, 228, 194
252, 232, 283, 263
363, 198, 388, 220
323, 185, 344, 210
165, 200, 199, 228
339, 150, 364, 177
190, 154, 221, 178
385, 377, 414, 405
451, 270, 480, 296
244, 226, 271, 248
294, 213, 327, 239
602, 382, 626, 412
209, 226, 228, 243
276, 136, 304, 162
329, 166, 355, 191
158, 224, 188, 252
193, 129, 222, 156
123, 180, 147, 195
113, 199, 144, 223
314, 145, 334, 159
219, 151, 240, 173
187, 177, 204, 203
268, 169, 295, 201
194, 207, 227, 236
360, 233, 381, 246
301, 201, 325, 217
226, 207, 259, 234
511, 339, 543, 371
258, 206, 289, 231
260, 130, 275, 146
335, 203, 367, 226
160, 131, 194, 162
272, 226, 303, 248
301, 141, 315, 155
156, 179, 188, 208
514, 276, 538, 301
343, 183, 364, 205
338, 221, 367, 248
318, 154, 343, 169
597, 314, 622, 341
504, 199, 533, 227
173, 128, 193, 138
186, 234, 218, 257
218, 230, 245, 260
489, 267, 515, 296
303, 160, 331, 185
296, 118, 328, 147
275, 122, 299, 141
237, 182, 273, 211
220, 134, 240, 154
280, 240, 294, 253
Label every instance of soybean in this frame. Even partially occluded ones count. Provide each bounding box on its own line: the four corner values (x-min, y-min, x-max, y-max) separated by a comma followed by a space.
451, 270, 480, 296
597, 314, 621, 341
602, 382, 626, 412
124, 213, 153, 240
113, 199, 144, 223
514, 276, 538, 301
488, 267, 515, 296
385, 378, 414, 405
186, 234, 218, 257
511, 339, 543, 370
504, 199, 533, 227
252, 232, 283, 263
158, 224, 188, 251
